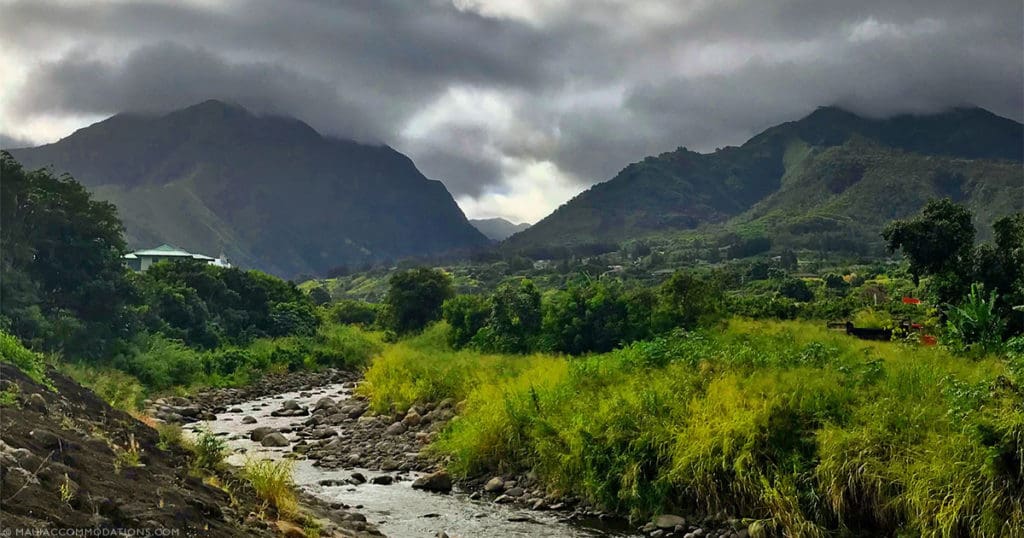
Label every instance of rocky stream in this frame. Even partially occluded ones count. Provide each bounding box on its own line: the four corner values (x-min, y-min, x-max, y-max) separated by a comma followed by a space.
149, 369, 749, 538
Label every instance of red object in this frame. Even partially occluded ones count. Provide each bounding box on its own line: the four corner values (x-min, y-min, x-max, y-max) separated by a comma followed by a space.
911, 323, 923, 329
902, 297, 922, 305
920, 335, 937, 346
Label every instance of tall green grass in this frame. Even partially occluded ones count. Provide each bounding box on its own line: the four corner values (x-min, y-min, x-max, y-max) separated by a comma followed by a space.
361, 320, 1024, 536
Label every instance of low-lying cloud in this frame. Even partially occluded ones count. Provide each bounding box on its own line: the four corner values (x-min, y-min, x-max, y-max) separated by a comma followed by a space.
1, 0, 1020, 223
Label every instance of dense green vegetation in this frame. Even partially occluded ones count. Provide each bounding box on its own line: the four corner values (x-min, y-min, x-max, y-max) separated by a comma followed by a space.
361, 320, 1024, 536
0, 151, 380, 410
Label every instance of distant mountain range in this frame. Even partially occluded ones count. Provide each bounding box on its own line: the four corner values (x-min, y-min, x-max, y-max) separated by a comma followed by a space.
8, 100, 489, 277
506, 106, 1023, 254
470, 218, 531, 241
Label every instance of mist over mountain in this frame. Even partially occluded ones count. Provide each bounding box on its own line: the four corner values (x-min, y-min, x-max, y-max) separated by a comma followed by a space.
470, 218, 532, 241
506, 106, 1023, 254
9, 100, 489, 277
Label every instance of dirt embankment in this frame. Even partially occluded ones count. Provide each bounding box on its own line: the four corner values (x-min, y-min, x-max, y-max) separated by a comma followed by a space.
0, 364, 379, 537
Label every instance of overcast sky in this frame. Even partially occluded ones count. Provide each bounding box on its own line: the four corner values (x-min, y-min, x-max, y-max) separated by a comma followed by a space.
2, 0, 1021, 223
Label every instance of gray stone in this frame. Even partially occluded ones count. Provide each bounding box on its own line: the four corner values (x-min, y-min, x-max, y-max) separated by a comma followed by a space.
411, 470, 452, 493
27, 393, 47, 412
241, 416, 257, 424
260, 433, 290, 447
384, 422, 407, 436
505, 487, 525, 497
483, 477, 505, 493
29, 429, 63, 450
370, 475, 393, 485
249, 427, 277, 442
655, 514, 686, 529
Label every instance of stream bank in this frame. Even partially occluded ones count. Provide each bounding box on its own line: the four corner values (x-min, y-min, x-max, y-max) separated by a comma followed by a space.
160, 370, 748, 538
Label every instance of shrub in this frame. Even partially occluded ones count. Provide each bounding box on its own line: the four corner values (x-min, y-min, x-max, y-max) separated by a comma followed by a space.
442, 295, 491, 348
310, 323, 382, 368
0, 330, 50, 387
192, 428, 226, 471
243, 458, 297, 517
61, 363, 145, 413
120, 336, 203, 390
155, 423, 184, 451
328, 299, 379, 326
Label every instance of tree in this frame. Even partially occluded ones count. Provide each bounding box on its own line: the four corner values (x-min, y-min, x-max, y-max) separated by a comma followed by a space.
381, 267, 454, 334
0, 152, 137, 358
882, 198, 975, 305
975, 213, 1024, 336
474, 278, 542, 353
542, 281, 634, 355
654, 271, 724, 332
308, 286, 332, 306
442, 295, 491, 348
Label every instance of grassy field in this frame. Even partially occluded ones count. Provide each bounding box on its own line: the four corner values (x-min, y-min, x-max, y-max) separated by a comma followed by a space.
360, 320, 1024, 537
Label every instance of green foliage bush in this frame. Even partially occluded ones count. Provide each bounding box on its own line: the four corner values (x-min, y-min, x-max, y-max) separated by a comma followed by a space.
327, 299, 379, 326
117, 335, 204, 390
61, 363, 145, 413
310, 323, 382, 369
192, 428, 227, 471
442, 295, 491, 348
0, 330, 50, 387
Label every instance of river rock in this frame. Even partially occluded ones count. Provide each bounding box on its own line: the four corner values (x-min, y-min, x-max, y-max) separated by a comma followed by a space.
505, 486, 525, 497
228, 407, 243, 413
411, 470, 452, 493
29, 429, 63, 450
370, 475, 393, 485
249, 427, 277, 442
403, 411, 422, 426
493, 494, 514, 504
241, 416, 257, 424
385, 422, 407, 436
314, 397, 336, 411
655, 514, 686, 529
484, 477, 505, 493
349, 472, 366, 484
261, 433, 290, 447
27, 393, 47, 412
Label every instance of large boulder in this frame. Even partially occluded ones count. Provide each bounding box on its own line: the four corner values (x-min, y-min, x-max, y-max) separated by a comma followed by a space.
261, 433, 290, 447
249, 427, 277, 442
411, 470, 452, 493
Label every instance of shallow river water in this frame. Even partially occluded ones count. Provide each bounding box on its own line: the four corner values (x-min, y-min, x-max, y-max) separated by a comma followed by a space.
186, 382, 638, 538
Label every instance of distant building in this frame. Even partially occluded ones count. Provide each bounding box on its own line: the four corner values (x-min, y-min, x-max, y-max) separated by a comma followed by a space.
123, 244, 231, 271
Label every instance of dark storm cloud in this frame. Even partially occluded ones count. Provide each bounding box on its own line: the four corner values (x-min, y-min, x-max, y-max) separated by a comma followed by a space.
14, 43, 384, 142
2, 0, 1021, 212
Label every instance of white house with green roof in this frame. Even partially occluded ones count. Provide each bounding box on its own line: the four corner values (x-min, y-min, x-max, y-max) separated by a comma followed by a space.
123, 244, 231, 271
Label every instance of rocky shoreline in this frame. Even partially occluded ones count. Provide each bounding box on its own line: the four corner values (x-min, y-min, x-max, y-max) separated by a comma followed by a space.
161, 369, 753, 538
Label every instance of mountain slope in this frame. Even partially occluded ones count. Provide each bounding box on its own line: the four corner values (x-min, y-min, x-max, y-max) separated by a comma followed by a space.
507, 106, 1023, 252
10, 100, 488, 276
470, 218, 532, 241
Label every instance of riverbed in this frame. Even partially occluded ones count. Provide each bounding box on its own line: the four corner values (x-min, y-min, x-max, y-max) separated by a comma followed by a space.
185, 382, 638, 537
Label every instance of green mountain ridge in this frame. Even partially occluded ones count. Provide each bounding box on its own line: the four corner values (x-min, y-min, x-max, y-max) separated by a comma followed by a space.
507, 106, 1023, 253
10, 100, 489, 277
